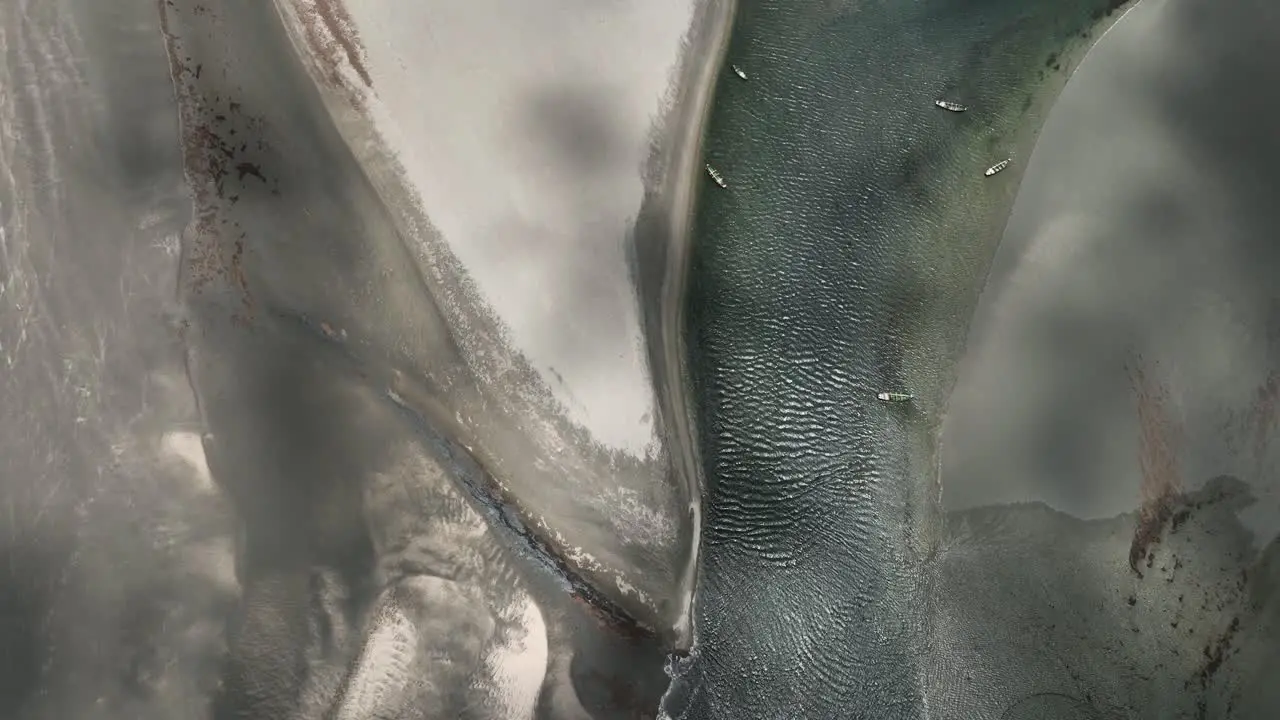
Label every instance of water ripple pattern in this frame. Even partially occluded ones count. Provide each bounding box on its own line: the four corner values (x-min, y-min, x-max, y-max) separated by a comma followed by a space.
669, 0, 1134, 717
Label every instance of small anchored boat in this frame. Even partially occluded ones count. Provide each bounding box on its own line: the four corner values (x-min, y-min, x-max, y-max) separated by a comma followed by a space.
877, 392, 914, 403
732, 64, 748, 80
934, 99, 967, 112
984, 158, 1011, 177
705, 164, 727, 188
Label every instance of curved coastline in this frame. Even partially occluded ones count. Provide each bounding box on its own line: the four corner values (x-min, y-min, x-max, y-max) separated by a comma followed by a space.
156, 0, 695, 712
639, 0, 740, 652
267, 0, 734, 652
927, 2, 1143, 523
900, 0, 1145, 549
944, 0, 1141, 345
933, 0, 1280, 713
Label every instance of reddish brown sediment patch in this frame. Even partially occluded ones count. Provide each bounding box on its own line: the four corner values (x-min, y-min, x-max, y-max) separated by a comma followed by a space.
157, 0, 281, 325
1127, 356, 1186, 576
288, 0, 373, 91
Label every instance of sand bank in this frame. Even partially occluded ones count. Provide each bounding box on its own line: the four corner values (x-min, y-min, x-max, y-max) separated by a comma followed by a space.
893, 0, 1146, 549
269, 0, 736, 649
943, 0, 1277, 520
930, 0, 1147, 508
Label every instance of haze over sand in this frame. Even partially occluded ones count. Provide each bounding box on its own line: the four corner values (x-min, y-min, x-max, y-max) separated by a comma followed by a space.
0, 0, 737, 716
271, 0, 735, 647
0, 1, 236, 717
938, 0, 1280, 715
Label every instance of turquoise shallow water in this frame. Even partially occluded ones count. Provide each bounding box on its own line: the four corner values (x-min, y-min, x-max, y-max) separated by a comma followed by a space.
668, 0, 1134, 717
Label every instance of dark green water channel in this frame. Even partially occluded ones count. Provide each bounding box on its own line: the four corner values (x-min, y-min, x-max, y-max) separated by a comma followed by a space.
669, 0, 1131, 717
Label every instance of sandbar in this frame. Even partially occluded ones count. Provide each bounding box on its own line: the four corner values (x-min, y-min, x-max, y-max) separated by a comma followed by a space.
269, 0, 738, 650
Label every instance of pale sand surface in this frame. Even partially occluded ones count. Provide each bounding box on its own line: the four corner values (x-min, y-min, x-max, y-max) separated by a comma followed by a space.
271, 0, 734, 649
287, 0, 690, 456
933, 1, 1280, 713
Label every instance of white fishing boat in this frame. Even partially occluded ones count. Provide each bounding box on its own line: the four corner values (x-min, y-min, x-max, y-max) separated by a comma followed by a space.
732, 64, 748, 80
877, 392, 914, 403
934, 99, 967, 112
984, 158, 1011, 177
705, 164, 727, 188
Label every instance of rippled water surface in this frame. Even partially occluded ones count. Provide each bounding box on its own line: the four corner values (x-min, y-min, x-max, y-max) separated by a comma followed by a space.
672, 0, 1279, 717
3, 0, 1278, 717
